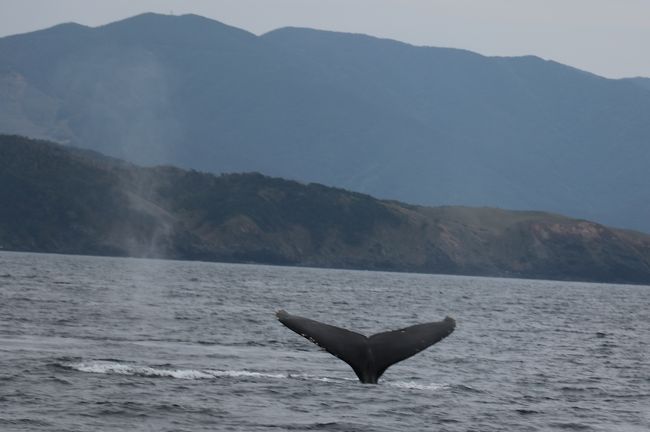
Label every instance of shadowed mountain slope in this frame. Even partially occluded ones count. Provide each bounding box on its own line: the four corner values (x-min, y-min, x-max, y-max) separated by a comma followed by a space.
1, 13, 650, 232
2, 135, 650, 285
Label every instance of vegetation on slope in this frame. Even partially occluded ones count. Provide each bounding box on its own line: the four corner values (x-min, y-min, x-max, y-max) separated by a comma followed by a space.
2, 13, 650, 232
2, 135, 650, 284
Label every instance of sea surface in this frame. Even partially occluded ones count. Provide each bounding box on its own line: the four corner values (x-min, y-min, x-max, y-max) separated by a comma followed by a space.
0, 251, 648, 431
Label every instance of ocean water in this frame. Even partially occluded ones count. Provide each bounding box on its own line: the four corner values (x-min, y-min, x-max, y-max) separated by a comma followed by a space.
0, 251, 648, 431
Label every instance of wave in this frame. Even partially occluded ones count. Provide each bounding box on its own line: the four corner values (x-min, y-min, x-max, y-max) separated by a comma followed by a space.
384, 381, 450, 391
60, 360, 285, 380
59, 360, 448, 391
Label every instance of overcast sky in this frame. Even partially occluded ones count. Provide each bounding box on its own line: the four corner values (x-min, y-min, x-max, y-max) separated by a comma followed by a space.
1, 0, 648, 78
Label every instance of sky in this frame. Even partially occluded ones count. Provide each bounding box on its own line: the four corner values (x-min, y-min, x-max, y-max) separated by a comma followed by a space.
0, 0, 649, 79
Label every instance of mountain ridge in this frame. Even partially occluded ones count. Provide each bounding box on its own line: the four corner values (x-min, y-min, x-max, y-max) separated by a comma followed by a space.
1, 13, 650, 232
2, 134, 650, 285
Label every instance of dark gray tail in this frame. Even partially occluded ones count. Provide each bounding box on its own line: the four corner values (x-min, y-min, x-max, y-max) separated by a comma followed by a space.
276, 310, 455, 383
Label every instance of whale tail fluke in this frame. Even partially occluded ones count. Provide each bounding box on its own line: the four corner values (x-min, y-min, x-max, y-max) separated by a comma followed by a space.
276, 310, 455, 384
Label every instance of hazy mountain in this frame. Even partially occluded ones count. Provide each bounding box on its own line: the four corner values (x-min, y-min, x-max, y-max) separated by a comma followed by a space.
1, 13, 650, 232
3, 134, 650, 284
624, 77, 650, 91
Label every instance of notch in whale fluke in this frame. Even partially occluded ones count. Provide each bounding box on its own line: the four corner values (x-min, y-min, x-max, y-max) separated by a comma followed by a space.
276, 309, 455, 384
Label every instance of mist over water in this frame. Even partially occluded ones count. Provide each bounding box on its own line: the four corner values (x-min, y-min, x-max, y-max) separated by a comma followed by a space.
52, 43, 181, 165
0, 251, 648, 431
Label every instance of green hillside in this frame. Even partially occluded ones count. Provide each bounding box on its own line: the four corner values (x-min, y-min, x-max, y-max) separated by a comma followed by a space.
1, 14, 650, 232
2, 135, 650, 284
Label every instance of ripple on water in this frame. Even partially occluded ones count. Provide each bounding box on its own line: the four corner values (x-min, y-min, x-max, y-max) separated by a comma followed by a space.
0, 252, 649, 432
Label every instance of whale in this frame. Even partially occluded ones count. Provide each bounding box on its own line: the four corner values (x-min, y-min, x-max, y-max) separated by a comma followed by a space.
276, 310, 455, 384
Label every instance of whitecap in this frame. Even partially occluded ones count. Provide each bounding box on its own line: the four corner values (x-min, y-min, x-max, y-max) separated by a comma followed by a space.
385, 381, 449, 391
62, 361, 445, 390
203, 369, 286, 379
63, 361, 282, 380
